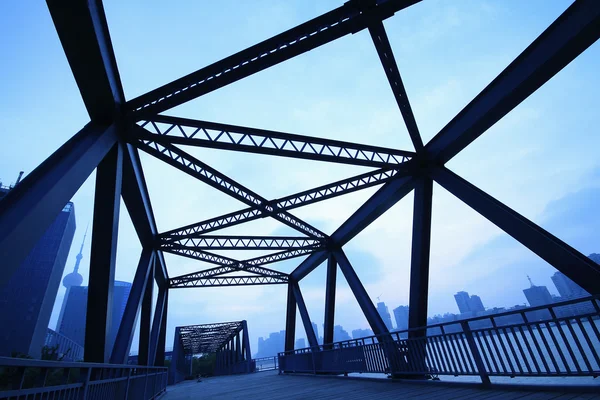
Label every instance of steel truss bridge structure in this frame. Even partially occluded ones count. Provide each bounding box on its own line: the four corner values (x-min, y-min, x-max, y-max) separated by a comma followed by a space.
169, 321, 253, 384
0, 0, 599, 392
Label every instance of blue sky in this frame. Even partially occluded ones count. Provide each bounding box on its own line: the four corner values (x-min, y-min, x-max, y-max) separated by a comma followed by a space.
1, 0, 599, 354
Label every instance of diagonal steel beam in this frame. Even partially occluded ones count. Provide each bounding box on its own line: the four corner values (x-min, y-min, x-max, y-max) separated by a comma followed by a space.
368, 21, 422, 151
170, 275, 288, 288
133, 129, 327, 239
426, 0, 600, 164
169, 263, 287, 283
162, 235, 322, 249
126, 0, 421, 118
47, 0, 124, 122
293, 175, 416, 280
160, 167, 405, 240
431, 166, 600, 295
135, 116, 413, 168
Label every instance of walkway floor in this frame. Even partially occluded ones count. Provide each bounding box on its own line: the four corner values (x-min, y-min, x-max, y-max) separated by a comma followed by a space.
162, 371, 600, 400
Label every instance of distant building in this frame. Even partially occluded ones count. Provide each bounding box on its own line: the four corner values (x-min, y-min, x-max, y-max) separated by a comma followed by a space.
295, 338, 306, 349
454, 291, 472, 314
376, 302, 394, 330
0, 195, 76, 358
351, 328, 374, 339
469, 295, 485, 312
551, 272, 588, 299
523, 276, 553, 307
58, 280, 132, 355
311, 321, 319, 344
393, 305, 409, 332
333, 325, 351, 342
255, 330, 285, 358
57, 226, 87, 331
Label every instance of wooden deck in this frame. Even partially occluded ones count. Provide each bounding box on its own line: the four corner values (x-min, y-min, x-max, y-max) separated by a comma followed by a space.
162, 371, 599, 400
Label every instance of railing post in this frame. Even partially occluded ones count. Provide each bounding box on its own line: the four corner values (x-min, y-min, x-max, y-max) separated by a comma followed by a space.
124, 368, 132, 399
81, 367, 92, 400
461, 321, 490, 386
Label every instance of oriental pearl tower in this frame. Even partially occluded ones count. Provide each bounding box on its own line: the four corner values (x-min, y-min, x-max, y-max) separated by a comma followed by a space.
56, 225, 87, 330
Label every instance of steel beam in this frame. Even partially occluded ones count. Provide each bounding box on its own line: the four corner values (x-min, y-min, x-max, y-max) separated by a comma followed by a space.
162, 235, 321, 250
292, 176, 415, 280
170, 275, 288, 288
169, 264, 287, 285
110, 248, 154, 364
136, 116, 413, 168
334, 249, 389, 336
0, 123, 117, 288
161, 167, 402, 239
426, 0, 600, 164
127, 0, 420, 118
138, 260, 154, 365
284, 283, 296, 352
149, 287, 167, 365
47, 0, 124, 122
368, 21, 422, 151
323, 253, 337, 347
431, 166, 600, 294
134, 133, 326, 239
292, 281, 319, 348
84, 143, 123, 363
156, 288, 169, 366
121, 144, 158, 248
408, 178, 433, 338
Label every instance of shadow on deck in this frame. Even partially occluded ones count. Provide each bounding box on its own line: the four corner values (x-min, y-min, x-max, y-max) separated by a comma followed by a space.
162, 371, 600, 400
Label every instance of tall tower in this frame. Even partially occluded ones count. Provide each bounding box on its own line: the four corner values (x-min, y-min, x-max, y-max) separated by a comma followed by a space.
376, 301, 394, 330
454, 291, 471, 314
523, 276, 553, 307
56, 225, 87, 330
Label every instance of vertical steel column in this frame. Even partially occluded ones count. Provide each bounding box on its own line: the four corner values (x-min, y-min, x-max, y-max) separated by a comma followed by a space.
149, 286, 167, 365
155, 288, 169, 367
242, 320, 252, 372
323, 253, 337, 347
292, 281, 318, 348
408, 178, 433, 337
84, 143, 122, 363
110, 248, 154, 364
333, 249, 389, 336
138, 260, 155, 365
284, 282, 296, 352
236, 332, 242, 363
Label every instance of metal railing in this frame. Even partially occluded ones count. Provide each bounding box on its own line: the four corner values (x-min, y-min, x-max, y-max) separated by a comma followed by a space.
253, 356, 278, 372
0, 357, 167, 399
279, 296, 600, 383
45, 328, 84, 361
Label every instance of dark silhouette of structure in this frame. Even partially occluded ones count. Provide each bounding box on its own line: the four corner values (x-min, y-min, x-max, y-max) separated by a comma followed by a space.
0, 0, 598, 387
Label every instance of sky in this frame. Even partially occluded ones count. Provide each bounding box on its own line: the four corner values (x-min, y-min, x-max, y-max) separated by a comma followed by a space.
1, 0, 599, 355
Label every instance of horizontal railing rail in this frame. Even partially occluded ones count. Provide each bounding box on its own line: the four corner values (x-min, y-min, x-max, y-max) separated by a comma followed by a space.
253, 356, 279, 372
279, 296, 600, 383
0, 357, 168, 399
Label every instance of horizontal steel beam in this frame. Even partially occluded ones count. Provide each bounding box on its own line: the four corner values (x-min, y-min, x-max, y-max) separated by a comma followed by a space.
170, 275, 288, 288
127, 0, 420, 118
160, 167, 404, 239
162, 235, 322, 249
0, 123, 118, 287
426, 0, 600, 164
132, 129, 326, 239
135, 116, 413, 168
47, 0, 124, 122
431, 166, 600, 295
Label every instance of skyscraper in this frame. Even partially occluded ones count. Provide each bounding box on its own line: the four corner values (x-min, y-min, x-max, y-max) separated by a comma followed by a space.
454, 291, 471, 314
311, 321, 319, 340
523, 276, 553, 307
58, 281, 132, 355
393, 305, 409, 331
0, 198, 76, 358
551, 271, 588, 299
469, 295, 485, 312
376, 301, 394, 330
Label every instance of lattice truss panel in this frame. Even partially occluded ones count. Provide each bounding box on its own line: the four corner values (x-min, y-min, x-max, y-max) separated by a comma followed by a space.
178, 322, 244, 354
